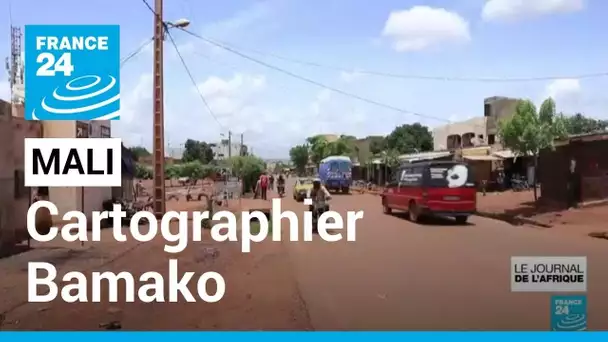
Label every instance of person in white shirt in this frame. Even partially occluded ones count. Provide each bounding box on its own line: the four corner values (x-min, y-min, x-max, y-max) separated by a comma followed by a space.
306, 178, 331, 211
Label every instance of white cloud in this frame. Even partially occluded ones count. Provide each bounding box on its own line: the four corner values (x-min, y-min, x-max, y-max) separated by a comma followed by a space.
545, 79, 581, 101
381, 6, 471, 52
196, 73, 266, 118
112, 73, 153, 146
482, 0, 584, 22
340, 70, 364, 83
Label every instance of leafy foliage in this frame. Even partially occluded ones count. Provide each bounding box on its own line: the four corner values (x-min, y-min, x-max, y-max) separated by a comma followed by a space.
564, 113, 608, 135
499, 98, 567, 157
182, 139, 215, 164
498, 98, 568, 201
385, 123, 433, 154
306, 136, 330, 165
289, 144, 309, 173
135, 163, 152, 179
128, 146, 151, 162
227, 156, 266, 193
368, 136, 387, 155
305, 135, 354, 165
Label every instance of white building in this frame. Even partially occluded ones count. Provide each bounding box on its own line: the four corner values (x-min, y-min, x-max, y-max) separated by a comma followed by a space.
212, 140, 245, 160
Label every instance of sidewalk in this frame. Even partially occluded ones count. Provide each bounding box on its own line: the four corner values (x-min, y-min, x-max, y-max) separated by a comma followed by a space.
0, 230, 142, 320
0, 202, 311, 330
476, 190, 608, 236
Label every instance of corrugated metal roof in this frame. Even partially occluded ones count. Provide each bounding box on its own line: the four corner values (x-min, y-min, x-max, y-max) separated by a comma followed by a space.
398, 151, 452, 162
369, 151, 452, 164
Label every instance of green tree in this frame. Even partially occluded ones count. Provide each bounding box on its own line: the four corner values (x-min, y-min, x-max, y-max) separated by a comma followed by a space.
327, 138, 352, 155
564, 113, 608, 135
228, 156, 266, 193
179, 160, 205, 182
368, 136, 387, 155
498, 98, 568, 201
165, 164, 181, 186
135, 163, 152, 179
381, 149, 400, 184
182, 139, 215, 164
306, 135, 330, 165
290, 144, 310, 174
385, 123, 433, 154
129, 146, 151, 162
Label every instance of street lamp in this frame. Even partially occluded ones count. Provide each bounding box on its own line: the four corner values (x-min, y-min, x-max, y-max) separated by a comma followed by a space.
167, 18, 190, 28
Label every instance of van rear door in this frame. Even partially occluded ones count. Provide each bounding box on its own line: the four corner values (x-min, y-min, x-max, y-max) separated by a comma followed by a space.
424, 163, 476, 213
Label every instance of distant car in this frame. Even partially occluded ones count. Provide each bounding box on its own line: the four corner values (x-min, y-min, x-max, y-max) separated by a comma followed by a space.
293, 178, 314, 202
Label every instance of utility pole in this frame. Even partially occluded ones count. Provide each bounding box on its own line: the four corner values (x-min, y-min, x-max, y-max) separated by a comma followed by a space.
152, 0, 166, 218
228, 131, 232, 158
240, 133, 244, 156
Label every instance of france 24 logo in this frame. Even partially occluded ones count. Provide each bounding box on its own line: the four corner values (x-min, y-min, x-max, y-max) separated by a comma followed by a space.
24, 25, 120, 121
24, 138, 122, 187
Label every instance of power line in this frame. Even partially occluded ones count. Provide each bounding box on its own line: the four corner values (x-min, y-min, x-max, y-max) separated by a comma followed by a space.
120, 38, 153, 68
141, 0, 224, 129
165, 29, 224, 129
180, 29, 451, 123
192, 36, 608, 83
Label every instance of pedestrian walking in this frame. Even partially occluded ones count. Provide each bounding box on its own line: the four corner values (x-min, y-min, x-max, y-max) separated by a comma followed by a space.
259, 172, 269, 200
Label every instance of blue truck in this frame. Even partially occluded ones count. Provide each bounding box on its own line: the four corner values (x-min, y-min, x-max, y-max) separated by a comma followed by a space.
318, 156, 352, 193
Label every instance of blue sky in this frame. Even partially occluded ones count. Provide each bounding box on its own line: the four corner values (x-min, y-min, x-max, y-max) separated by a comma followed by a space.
2, 0, 607, 158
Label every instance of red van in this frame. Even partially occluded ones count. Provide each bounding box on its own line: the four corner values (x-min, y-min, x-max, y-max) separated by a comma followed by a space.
381, 161, 476, 224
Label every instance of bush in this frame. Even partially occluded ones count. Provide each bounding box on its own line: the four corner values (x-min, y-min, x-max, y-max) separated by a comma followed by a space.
227, 156, 266, 193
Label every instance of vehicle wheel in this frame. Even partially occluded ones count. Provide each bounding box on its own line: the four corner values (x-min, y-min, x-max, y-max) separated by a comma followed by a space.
408, 201, 420, 223
343, 187, 349, 194
382, 199, 392, 214
455, 216, 468, 224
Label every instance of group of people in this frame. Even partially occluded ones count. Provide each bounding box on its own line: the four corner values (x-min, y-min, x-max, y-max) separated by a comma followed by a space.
254, 172, 286, 200
254, 172, 332, 211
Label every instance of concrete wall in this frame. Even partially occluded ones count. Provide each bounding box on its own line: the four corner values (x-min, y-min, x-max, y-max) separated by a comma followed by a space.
0, 109, 43, 248
484, 96, 519, 138
432, 117, 487, 150
212, 141, 245, 159
41, 120, 113, 218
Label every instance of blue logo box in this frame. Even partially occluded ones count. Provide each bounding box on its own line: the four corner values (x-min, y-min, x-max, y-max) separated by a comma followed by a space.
551, 295, 587, 331
24, 25, 120, 121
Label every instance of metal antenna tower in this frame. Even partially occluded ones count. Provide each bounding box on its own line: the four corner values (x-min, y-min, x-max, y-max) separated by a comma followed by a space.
6, 26, 23, 104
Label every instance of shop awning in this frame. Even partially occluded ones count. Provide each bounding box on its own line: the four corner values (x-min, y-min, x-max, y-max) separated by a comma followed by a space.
464, 155, 501, 161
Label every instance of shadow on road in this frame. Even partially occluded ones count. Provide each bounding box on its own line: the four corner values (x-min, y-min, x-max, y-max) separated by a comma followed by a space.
0, 244, 31, 259
391, 212, 473, 226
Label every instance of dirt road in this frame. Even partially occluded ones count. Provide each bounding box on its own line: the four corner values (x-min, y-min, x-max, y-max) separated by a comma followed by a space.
279, 182, 608, 330
2, 180, 608, 330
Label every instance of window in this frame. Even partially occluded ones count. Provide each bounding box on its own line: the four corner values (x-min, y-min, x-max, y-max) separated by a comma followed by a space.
488, 134, 496, 145
399, 167, 423, 186
101, 126, 111, 138
484, 103, 491, 117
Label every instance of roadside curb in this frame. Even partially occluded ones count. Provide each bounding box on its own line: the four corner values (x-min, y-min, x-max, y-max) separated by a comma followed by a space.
474, 211, 552, 228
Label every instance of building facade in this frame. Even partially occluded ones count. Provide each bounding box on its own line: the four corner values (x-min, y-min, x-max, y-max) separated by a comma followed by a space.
483, 96, 519, 145
212, 140, 246, 160
0, 101, 43, 249
432, 116, 487, 150
42, 120, 113, 218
